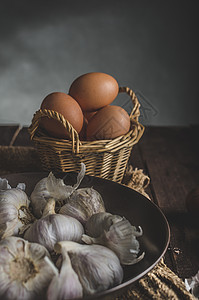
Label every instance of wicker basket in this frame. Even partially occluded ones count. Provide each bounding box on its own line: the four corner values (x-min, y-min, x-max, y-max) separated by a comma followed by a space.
28, 87, 144, 183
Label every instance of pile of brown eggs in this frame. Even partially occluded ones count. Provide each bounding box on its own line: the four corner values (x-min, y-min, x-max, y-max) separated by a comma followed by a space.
40, 72, 131, 141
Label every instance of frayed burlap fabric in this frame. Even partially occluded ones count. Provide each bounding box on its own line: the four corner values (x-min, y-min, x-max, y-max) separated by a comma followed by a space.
0, 146, 196, 300
116, 259, 196, 300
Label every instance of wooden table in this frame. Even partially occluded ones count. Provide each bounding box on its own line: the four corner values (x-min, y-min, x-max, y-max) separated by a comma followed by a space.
0, 124, 199, 280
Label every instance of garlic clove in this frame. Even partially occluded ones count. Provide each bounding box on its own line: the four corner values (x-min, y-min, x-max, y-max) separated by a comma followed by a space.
54, 241, 123, 295
30, 163, 86, 218
0, 236, 55, 300
0, 188, 34, 239
47, 251, 83, 300
24, 199, 84, 252
59, 187, 106, 225
82, 218, 145, 265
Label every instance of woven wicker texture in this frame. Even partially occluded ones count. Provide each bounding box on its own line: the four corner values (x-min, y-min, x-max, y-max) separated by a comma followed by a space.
28, 87, 144, 183
0, 145, 196, 300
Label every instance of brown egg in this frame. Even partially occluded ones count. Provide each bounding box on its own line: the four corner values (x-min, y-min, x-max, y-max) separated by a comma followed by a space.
84, 111, 97, 121
185, 187, 199, 217
69, 72, 119, 112
86, 105, 131, 140
40, 92, 84, 139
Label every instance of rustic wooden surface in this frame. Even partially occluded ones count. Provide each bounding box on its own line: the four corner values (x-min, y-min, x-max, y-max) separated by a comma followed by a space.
0, 124, 199, 280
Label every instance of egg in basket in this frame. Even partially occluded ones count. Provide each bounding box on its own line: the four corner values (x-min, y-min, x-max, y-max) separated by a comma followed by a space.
28, 72, 144, 183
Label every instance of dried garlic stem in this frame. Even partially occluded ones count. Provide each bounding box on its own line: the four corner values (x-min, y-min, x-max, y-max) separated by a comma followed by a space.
42, 198, 56, 218
54, 241, 78, 254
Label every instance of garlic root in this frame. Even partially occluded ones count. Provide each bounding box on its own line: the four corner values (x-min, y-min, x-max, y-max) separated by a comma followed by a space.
0, 236, 55, 300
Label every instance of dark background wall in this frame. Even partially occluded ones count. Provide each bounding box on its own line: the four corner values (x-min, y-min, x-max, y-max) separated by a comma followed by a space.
0, 0, 198, 126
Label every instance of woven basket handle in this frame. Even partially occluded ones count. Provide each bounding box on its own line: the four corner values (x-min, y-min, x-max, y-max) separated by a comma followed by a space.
28, 109, 80, 153
115, 87, 144, 149
119, 87, 141, 121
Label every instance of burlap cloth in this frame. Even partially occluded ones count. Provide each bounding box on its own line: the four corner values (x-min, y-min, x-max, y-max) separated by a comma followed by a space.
0, 146, 196, 300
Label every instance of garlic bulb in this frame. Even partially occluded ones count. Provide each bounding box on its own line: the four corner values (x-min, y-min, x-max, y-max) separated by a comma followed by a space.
0, 188, 35, 239
0, 236, 55, 300
82, 217, 145, 265
24, 198, 84, 252
54, 241, 123, 295
59, 187, 106, 225
30, 163, 86, 218
47, 250, 83, 300
85, 212, 123, 237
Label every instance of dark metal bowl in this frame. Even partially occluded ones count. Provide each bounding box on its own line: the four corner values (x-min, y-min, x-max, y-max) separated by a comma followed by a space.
4, 172, 170, 300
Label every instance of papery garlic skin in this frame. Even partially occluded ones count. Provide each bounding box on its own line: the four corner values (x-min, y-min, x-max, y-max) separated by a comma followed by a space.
59, 187, 106, 225
0, 178, 26, 191
0, 236, 55, 300
30, 163, 86, 218
54, 241, 123, 295
85, 212, 123, 238
185, 270, 199, 298
0, 188, 32, 239
0, 178, 11, 190
24, 199, 84, 252
82, 218, 144, 265
30, 173, 71, 218
47, 251, 83, 300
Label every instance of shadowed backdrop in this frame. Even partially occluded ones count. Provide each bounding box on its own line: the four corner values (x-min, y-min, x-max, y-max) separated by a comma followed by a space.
0, 0, 198, 126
